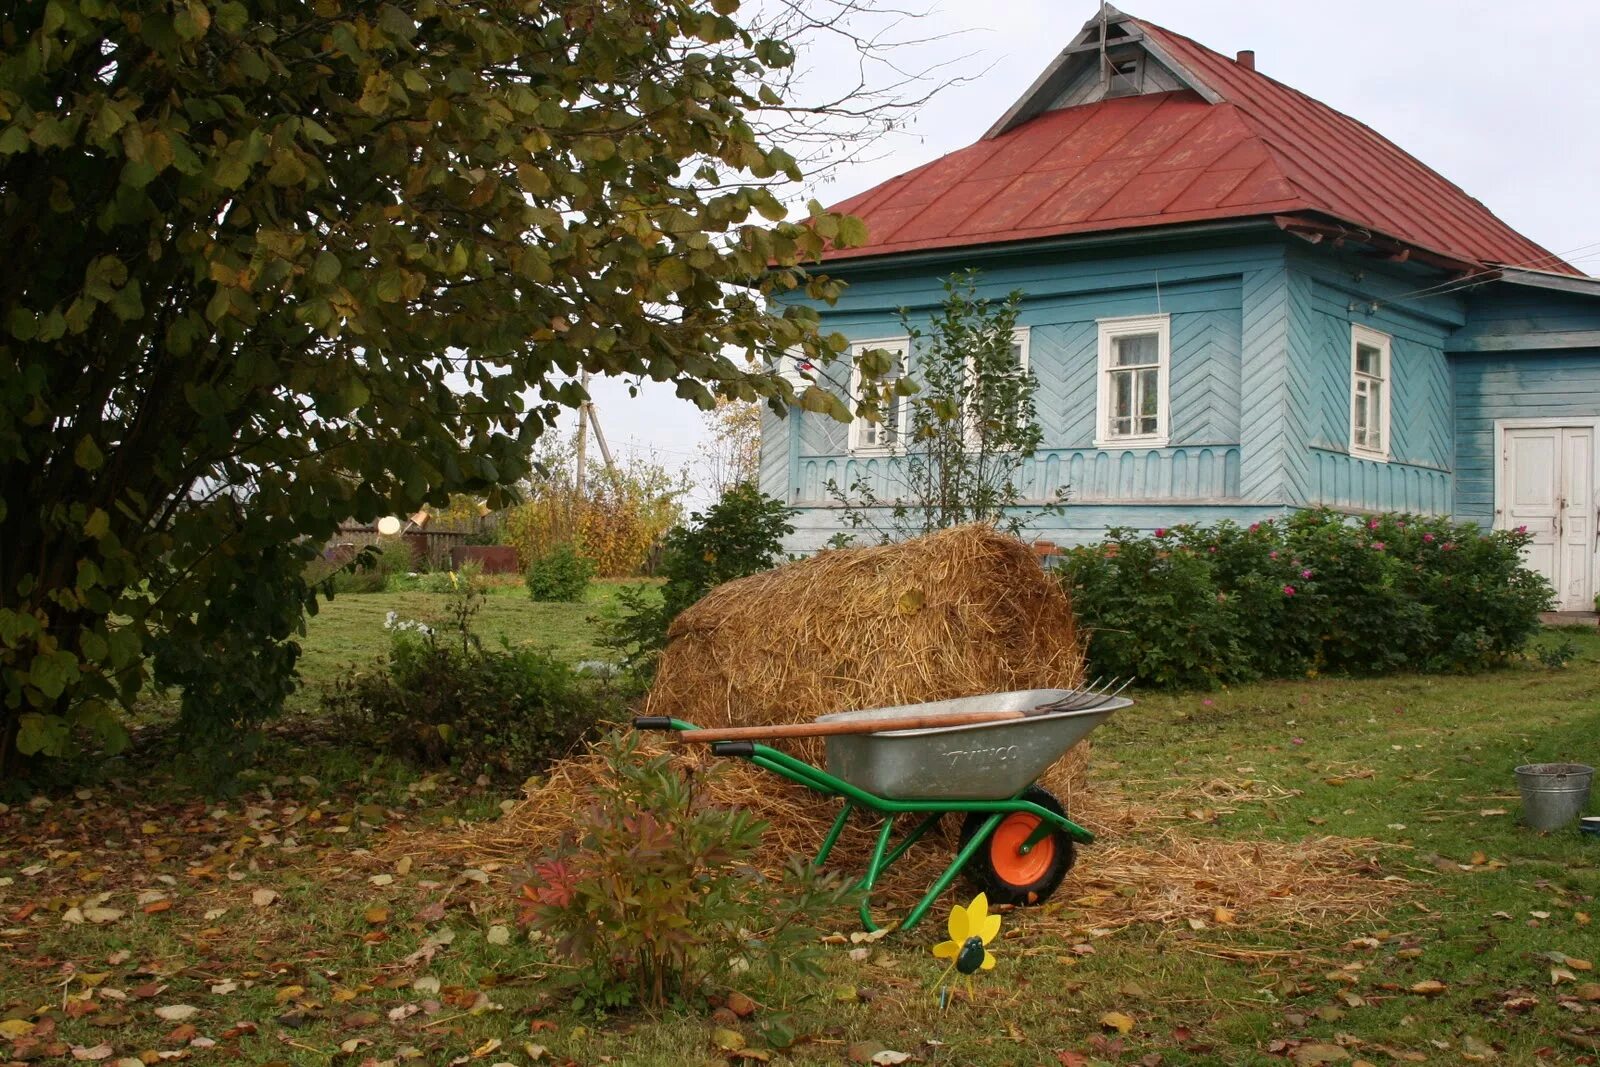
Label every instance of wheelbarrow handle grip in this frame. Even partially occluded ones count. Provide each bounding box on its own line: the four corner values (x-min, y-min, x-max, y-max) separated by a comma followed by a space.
632, 716, 677, 731
711, 741, 757, 758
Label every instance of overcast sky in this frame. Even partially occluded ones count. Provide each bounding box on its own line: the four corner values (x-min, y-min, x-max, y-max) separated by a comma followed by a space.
580, 0, 1600, 501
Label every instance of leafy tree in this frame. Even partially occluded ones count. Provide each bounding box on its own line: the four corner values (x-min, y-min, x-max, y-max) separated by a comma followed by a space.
603, 482, 793, 675
702, 398, 763, 497
0, 0, 880, 777
828, 270, 1062, 541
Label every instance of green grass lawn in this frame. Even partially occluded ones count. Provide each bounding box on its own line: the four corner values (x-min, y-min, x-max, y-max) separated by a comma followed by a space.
291, 579, 646, 701
1, 609, 1596, 1066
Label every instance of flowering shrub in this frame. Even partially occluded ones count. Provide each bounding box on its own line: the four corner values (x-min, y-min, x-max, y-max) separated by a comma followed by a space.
1061, 510, 1552, 688
514, 732, 854, 1012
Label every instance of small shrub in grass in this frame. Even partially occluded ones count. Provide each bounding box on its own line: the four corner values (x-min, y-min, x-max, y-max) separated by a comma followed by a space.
513, 731, 855, 1013
525, 542, 595, 602
1062, 509, 1552, 688
331, 538, 414, 594
325, 573, 603, 777
421, 560, 482, 594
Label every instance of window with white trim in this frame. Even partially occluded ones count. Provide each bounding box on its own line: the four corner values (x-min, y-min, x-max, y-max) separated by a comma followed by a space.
964, 327, 1031, 445
1095, 314, 1170, 448
848, 337, 909, 455
1349, 324, 1391, 461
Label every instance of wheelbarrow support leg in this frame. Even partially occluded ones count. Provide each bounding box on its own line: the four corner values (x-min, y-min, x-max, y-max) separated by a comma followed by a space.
815, 802, 853, 868
857, 815, 898, 932
901, 811, 1003, 933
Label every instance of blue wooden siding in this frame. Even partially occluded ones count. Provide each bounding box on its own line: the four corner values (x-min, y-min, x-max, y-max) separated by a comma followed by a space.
1452, 350, 1600, 527
1449, 285, 1600, 352
757, 236, 1600, 553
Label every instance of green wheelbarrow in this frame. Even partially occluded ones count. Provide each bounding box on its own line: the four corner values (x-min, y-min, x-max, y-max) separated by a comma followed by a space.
634, 686, 1128, 933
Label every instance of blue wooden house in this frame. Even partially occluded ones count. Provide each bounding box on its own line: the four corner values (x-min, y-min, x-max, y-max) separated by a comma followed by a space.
761, 5, 1600, 611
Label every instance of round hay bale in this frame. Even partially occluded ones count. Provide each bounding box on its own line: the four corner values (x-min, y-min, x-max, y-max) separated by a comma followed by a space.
644, 523, 1089, 797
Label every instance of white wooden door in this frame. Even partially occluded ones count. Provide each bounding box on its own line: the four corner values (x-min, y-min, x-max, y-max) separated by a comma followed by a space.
1500, 425, 1596, 611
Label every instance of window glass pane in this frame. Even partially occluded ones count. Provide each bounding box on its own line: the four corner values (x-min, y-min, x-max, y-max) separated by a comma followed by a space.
1368, 382, 1382, 449
1112, 332, 1159, 366
1112, 416, 1132, 437
1010, 340, 1025, 367
1353, 390, 1368, 441
1137, 368, 1158, 418
1111, 371, 1132, 422
1356, 343, 1381, 377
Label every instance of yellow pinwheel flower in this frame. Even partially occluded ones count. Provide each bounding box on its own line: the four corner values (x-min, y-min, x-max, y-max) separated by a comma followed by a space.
932, 892, 1000, 979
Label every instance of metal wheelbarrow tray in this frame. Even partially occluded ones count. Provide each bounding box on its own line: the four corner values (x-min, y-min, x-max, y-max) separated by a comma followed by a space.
635, 687, 1128, 933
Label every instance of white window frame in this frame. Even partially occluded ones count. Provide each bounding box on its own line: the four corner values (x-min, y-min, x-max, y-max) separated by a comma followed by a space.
848, 336, 910, 456
964, 327, 1031, 447
1349, 324, 1392, 462
1095, 313, 1171, 449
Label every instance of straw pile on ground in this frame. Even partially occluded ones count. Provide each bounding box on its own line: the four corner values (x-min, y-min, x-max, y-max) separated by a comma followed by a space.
644, 522, 1090, 797
436, 523, 1404, 930
442, 761, 1401, 933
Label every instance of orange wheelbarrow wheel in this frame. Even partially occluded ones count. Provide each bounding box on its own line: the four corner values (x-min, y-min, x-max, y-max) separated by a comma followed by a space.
958, 785, 1077, 906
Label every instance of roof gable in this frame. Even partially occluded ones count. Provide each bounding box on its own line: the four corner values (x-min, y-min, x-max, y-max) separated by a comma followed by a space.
823, 8, 1574, 274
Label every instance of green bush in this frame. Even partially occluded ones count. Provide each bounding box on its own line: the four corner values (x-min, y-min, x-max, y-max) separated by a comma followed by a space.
525, 542, 595, 602
324, 576, 602, 777
1061, 509, 1552, 688
330, 538, 414, 594
421, 560, 482, 594
513, 731, 854, 1013
602, 483, 794, 675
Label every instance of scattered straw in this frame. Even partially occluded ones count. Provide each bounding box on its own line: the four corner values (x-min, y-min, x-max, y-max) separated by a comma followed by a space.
437, 739, 1399, 934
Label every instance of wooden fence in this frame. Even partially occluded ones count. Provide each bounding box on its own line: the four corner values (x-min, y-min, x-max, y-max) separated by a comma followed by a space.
323, 525, 470, 571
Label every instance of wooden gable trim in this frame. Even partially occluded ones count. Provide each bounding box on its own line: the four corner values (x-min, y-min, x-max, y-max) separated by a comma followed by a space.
983, 5, 1220, 139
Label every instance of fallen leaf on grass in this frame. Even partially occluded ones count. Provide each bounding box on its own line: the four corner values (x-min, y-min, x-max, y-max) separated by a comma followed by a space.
485, 925, 510, 946
70, 1043, 114, 1061
0, 1019, 34, 1039
711, 1028, 745, 1052
154, 1005, 198, 1022
1213, 907, 1236, 925
1291, 1044, 1349, 1066
1551, 967, 1577, 986
363, 906, 389, 925
250, 889, 279, 907
1408, 980, 1446, 997
1100, 1011, 1135, 1034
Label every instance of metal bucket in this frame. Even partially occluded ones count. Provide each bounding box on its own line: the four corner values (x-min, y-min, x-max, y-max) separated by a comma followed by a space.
1514, 763, 1594, 831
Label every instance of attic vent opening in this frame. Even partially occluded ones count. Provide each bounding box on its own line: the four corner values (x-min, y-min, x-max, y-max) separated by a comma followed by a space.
1104, 51, 1144, 97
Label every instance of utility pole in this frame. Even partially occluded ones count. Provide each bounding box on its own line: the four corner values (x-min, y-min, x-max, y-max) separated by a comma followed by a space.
575, 370, 589, 499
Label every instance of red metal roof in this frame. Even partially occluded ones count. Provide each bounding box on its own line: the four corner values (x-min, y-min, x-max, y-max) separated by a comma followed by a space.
823, 18, 1573, 273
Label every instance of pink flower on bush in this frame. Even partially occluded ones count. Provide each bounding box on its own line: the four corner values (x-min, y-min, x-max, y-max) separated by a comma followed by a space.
1269, 550, 1279, 560
1368, 519, 1380, 530
1282, 584, 1296, 596
1515, 525, 1527, 534
1371, 541, 1385, 551
1249, 523, 1260, 532
1208, 545, 1217, 553
1154, 527, 1168, 538
1441, 541, 1455, 552
1423, 533, 1435, 544
1301, 569, 1313, 579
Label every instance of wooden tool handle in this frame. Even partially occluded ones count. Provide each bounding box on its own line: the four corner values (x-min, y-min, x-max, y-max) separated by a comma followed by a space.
676, 709, 1024, 743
